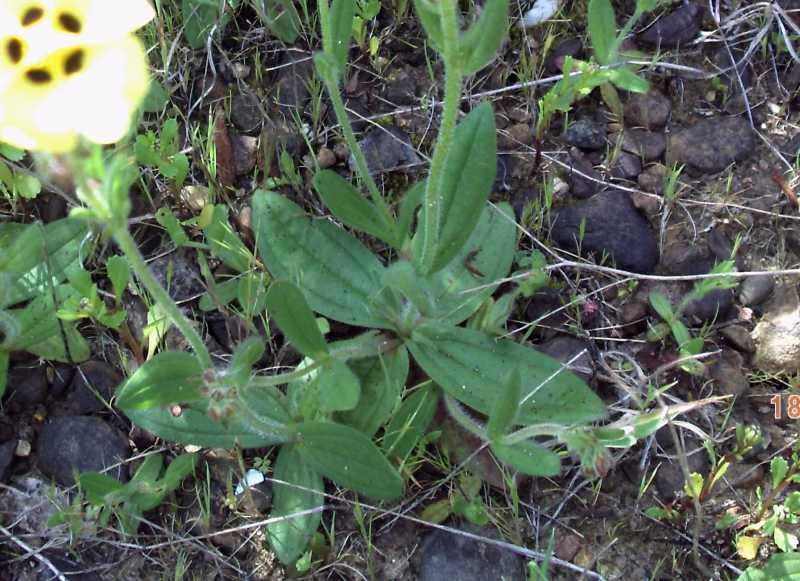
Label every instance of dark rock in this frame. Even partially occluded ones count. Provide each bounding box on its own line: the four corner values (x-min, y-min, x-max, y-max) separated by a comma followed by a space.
523, 287, 565, 339
551, 190, 659, 273
738, 275, 775, 306
666, 116, 756, 175
660, 242, 714, 276
419, 527, 526, 581
5, 364, 48, 410
63, 361, 121, 415
317, 147, 337, 169
49, 364, 75, 398
622, 129, 666, 161
684, 288, 734, 324
563, 118, 606, 150
637, 163, 668, 194
625, 90, 671, 129
350, 125, 421, 175
720, 325, 756, 353
273, 55, 314, 113
229, 93, 263, 133
33, 193, 68, 223
610, 152, 642, 180
726, 462, 764, 490
384, 67, 418, 106
780, 133, 800, 159
655, 448, 709, 501
567, 148, 601, 198
511, 188, 539, 221
505, 123, 533, 146
0, 440, 15, 482
710, 349, 749, 398
231, 133, 258, 176
631, 191, 661, 217
545, 38, 584, 74
619, 300, 649, 336
707, 228, 737, 264
536, 335, 593, 380
151, 248, 204, 302
38, 416, 129, 486
639, 3, 701, 48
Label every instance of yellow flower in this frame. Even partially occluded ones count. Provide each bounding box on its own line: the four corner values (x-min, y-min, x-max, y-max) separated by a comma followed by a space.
0, 0, 155, 152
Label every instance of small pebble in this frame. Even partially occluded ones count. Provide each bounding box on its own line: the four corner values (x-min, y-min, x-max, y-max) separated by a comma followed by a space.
317, 147, 337, 169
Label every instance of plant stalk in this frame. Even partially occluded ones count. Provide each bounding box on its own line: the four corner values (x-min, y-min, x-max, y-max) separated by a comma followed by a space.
418, 0, 462, 274
112, 227, 214, 370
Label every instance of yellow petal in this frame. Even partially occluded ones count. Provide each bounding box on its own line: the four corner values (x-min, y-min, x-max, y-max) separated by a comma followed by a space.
735, 535, 762, 560
0, 35, 149, 152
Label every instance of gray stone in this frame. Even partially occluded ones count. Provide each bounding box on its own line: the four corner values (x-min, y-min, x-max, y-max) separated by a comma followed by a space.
229, 93, 263, 133
637, 163, 668, 195
738, 275, 775, 307
5, 364, 48, 411
720, 325, 756, 353
384, 68, 418, 106
0, 440, 15, 482
537, 335, 593, 380
622, 129, 666, 161
752, 285, 800, 373
625, 90, 671, 129
551, 190, 659, 273
231, 133, 258, 176
420, 527, 525, 581
638, 3, 701, 48
38, 416, 129, 486
273, 55, 314, 113
544, 37, 583, 73
710, 349, 750, 397
563, 118, 606, 150
655, 449, 709, 501
567, 148, 601, 198
350, 126, 421, 175
610, 152, 642, 180
666, 117, 756, 175
684, 288, 734, 324
62, 361, 121, 416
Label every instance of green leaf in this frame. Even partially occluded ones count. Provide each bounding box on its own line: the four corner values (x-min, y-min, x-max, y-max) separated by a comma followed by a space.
141, 80, 170, 113
161, 454, 198, 490
0, 142, 25, 161
415, 103, 497, 273
79, 472, 124, 505
487, 368, 520, 441
459, 0, 509, 75
252, 190, 396, 328
14, 174, 41, 199
648, 292, 674, 322
297, 421, 404, 500
426, 201, 516, 324
155, 207, 188, 247
199, 277, 239, 311
107, 256, 130, 303
267, 280, 330, 358
182, 0, 222, 49
236, 272, 269, 317
291, 358, 361, 416
383, 384, 438, 461
116, 351, 205, 411
267, 445, 324, 564
131, 454, 164, 485
491, 441, 561, 476
771, 457, 789, 489
398, 181, 425, 240
606, 67, 650, 93
588, 0, 617, 65
412, 0, 443, 50
337, 347, 409, 437
252, 0, 301, 43
736, 552, 800, 581
124, 404, 289, 449
328, 0, 356, 74
408, 323, 607, 425
774, 528, 799, 553
2, 219, 87, 309
203, 205, 255, 273
313, 170, 395, 246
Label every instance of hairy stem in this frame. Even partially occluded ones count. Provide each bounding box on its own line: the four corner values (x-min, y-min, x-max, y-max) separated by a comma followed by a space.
418, 0, 462, 274
112, 228, 213, 370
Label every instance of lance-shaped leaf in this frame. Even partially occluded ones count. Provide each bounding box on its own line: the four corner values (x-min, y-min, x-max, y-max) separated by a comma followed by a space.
383, 384, 438, 462
252, 190, 396, 328
297, 421, 404, 500
487, 368, 520, 441
412, 0, 443, 50
267, 445, 324, 564
116, 351, 205, 411
459, 0, 509, 75
408, 323, 607, 425
327, 0, 356, 75
588, 0, 616, 65
267, 280, 329, 359
313, 170, 396, 246
491, 441, 561, 476
414, 103, 497, 274
337, 347, 409, 437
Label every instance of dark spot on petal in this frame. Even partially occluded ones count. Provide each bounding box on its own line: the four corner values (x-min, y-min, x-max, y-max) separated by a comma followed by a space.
21, 6, 44, 26
25, 68, 52, 85
6, 38, 23, 64
57, 12, 82, 33
63, 48, 84, 75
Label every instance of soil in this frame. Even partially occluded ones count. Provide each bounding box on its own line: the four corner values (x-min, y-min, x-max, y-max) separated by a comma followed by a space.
2, 1, 800, 580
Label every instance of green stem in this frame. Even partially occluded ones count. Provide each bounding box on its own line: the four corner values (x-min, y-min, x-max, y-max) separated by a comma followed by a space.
112, 228, 214, 370
322, 76, 399, 245
418, 0, 462, 274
